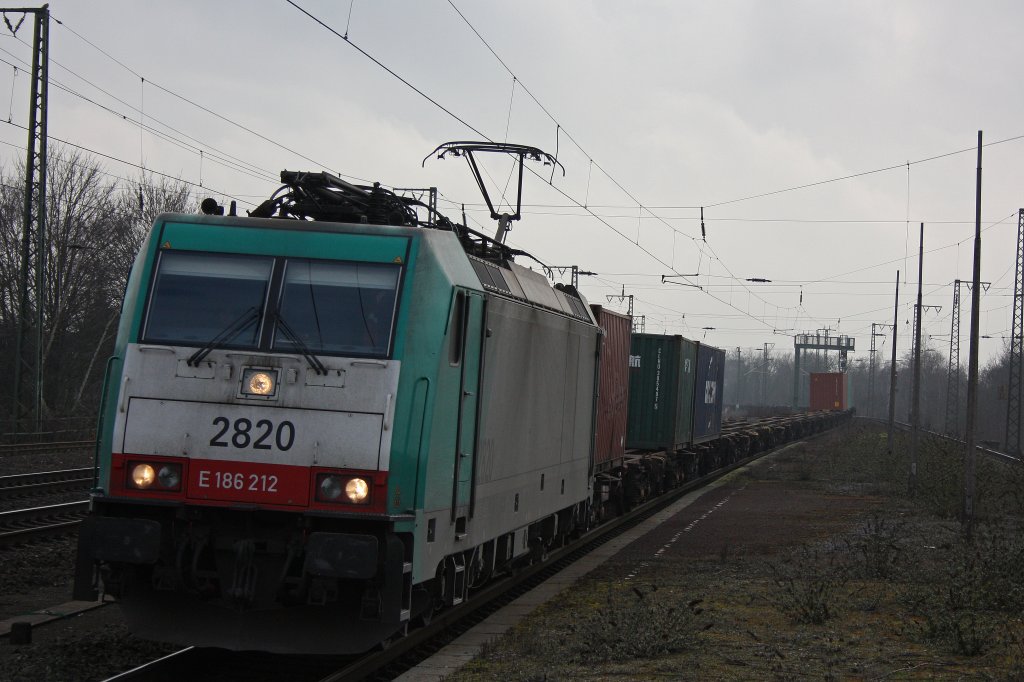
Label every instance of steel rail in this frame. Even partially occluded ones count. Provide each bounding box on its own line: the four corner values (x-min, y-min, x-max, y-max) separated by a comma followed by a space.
855, 415, 1022, 465
0, 440, 93, 456
0, 500, 89, 547
0, 467, 93, 500
100, 647, 199, 682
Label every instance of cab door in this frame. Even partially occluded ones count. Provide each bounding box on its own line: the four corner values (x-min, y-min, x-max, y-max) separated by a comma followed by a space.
451, 290, 484, 527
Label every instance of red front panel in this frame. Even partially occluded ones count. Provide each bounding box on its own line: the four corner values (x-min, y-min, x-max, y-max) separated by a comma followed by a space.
188, 459, 309, 506
109, 454, 387, 513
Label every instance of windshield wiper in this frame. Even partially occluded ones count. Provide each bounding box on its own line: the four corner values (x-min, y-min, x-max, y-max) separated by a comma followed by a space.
187, 307, 261, 367
274, 313, 328, 375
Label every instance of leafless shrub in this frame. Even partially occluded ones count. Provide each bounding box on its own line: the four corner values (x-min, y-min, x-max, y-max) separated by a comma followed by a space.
561, 585, 709, 662
909, 521, 1024, 656
768, 544, 849, 624
843, 512, 907, 580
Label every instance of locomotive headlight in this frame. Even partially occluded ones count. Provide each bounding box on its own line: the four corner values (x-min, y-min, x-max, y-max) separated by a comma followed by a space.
157, 465, 182, 490
127, 461, 182, 491
318, 475, 343, 501
242, 369, 276, 396
131, 464, 156, 489
316, 473, 372, 505
344, 477, 370, 504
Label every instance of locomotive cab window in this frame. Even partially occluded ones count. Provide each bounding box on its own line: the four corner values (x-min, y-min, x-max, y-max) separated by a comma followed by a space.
143, 251, 273, 346
273, 259, 400, 358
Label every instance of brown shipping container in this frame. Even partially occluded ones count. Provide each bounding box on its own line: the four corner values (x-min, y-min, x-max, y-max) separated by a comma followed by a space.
809, 372, 847, 411
590, 305, 632, 468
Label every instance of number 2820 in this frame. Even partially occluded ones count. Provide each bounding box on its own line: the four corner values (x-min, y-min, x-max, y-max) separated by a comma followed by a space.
209, 417, 295, 451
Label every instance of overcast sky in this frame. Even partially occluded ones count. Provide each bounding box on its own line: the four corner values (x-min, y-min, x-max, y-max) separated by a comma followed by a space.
2, 1, 1022, 368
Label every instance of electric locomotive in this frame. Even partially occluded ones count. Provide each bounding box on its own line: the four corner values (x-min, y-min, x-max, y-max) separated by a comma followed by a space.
74, 169, 599, 653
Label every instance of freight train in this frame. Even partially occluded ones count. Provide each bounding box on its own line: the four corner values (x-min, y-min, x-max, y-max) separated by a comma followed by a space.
74, 168, 847, 654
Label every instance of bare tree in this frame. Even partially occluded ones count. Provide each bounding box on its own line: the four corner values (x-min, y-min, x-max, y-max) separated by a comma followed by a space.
0, 146, 198, 429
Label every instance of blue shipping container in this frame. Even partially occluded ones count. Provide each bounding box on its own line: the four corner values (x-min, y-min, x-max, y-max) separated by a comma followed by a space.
692, 343, 725, 443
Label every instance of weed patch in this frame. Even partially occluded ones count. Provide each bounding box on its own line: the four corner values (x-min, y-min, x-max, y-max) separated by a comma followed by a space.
767, 543, 850, 624
561, 585, 709, 663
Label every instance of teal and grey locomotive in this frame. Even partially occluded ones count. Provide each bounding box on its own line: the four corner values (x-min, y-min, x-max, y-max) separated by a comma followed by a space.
73, 171, 600, 653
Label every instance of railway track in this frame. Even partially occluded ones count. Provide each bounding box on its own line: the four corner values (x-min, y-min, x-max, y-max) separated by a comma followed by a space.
0, 467, 94, 501
857, 416, 1023, 465
97, 412, 848, 682
0, 440, 93, 457
0, 500, 90, 547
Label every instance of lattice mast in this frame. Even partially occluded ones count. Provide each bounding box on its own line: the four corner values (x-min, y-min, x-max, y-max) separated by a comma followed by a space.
945, 280, 962, 437
868, 323, 888, 419
10, 5, 49, 435
1006, 210, 1024, 454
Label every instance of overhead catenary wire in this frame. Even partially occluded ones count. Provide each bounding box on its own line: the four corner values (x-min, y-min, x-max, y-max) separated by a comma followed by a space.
443, 0, 783, 313
1, 119, 253, 207
285, 1, 807, 335
0, 39, 281, 184
430, 2, 1024, 335
19, 6, 1020, 352
42, 17, 375, 185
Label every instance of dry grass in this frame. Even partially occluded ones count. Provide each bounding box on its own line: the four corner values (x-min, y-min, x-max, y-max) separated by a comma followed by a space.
448, 422, 1024, 681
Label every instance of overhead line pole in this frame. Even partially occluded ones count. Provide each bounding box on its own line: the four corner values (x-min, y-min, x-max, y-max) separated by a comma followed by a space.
869, 323, 889, 419
887, 270, 900, 455
945, 280, 962, 437
1005, 209, 1023, 455
909, 224, 924, 496
963, 131, 983, 541
761, 342, 774, 407
735, 347, 743, 406
8, 4, 49, 438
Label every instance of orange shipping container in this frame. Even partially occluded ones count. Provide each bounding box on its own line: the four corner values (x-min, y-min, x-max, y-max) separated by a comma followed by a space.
809, 372, 847, 411
590, 305, 632, 468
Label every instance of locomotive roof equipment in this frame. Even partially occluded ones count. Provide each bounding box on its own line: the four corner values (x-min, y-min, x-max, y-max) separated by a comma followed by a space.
423, 141, 564, 244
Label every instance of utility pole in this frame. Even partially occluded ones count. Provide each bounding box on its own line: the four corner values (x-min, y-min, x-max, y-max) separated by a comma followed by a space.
9, 4, 49, 438
887, 270, 900, 455
735, 347, 743, 406
946, 280, 962, 437
910, 224, 924, 496
963, 131, 983, 540
761, 342, 774, 407
869, 323, 889, 419
1006, 208, 1024, 455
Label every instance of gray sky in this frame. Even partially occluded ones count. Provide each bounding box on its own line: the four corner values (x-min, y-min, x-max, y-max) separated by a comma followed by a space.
3, 1, 1022, 367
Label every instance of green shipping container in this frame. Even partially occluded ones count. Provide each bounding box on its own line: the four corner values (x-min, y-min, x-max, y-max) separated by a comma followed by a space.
626, 334, 697, 451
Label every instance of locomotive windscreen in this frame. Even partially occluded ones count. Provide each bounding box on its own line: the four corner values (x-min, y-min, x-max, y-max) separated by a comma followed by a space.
274, 260, 400, 357
141, 250, 401, 358
143, 251, 273, 345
